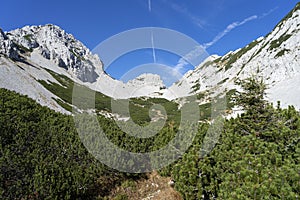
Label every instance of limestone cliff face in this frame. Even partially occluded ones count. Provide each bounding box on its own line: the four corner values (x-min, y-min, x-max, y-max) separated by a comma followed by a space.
0, 28, 19, 59
5, 24, 103, 82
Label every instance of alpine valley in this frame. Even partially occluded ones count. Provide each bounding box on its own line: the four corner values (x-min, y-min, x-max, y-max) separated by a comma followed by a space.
1, 2, 300, 200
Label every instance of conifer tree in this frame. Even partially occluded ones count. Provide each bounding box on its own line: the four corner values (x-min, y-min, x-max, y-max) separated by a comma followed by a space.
234, 74, 268, 117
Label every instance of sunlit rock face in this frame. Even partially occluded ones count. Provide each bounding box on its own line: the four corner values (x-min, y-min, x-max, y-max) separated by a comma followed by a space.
7, 24, 102, 82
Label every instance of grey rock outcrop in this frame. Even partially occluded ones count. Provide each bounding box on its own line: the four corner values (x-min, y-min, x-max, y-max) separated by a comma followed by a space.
5, 25, 102, 82
0, 29, 19, 59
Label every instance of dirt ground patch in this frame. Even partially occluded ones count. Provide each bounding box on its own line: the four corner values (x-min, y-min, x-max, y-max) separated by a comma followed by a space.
107, 171, 182, 200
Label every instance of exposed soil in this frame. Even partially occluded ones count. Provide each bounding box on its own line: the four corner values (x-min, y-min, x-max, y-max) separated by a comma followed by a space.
107, 171, 182, 200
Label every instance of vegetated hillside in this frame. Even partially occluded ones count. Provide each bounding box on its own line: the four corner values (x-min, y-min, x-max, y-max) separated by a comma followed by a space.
160, 76, 300, 199
0, 87, 186, 199
0, 85, 203, 199
1, 75, 299, 199
0, 88, 128, 199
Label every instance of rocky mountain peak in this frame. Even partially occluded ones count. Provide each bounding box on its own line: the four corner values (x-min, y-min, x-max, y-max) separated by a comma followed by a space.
5, 24, 103, 82
127, 73, 165, 88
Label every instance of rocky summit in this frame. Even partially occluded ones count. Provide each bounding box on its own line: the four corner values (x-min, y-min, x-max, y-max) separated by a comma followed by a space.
5, 24, 102, 82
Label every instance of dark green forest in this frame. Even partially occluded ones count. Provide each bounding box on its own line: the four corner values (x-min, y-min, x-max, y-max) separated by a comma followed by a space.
0, 75, 299, 199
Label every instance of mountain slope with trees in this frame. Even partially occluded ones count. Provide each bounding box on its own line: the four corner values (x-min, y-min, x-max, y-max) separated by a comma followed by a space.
1, 75, 299, 199
166, 76, 300, 199
1, 2, 300, 200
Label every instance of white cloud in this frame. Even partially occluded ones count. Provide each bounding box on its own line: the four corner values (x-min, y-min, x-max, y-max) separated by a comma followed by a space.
172, 59, 187, 77
203, 15, 258, 49
171, 15, 258, 74
169, 2, 207, 29
170, 6, 278, 76
260, 7, 278, 19
172, 46, 206, 76
202, 7, 278, 49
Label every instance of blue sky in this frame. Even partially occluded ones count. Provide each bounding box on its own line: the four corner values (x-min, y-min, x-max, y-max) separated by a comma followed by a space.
1, 0, 299, 85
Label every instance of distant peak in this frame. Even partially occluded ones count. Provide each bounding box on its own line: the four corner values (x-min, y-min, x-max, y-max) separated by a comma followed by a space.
127, 73, 166, 88
18, 24, 64, 31
129, 73, 163, 83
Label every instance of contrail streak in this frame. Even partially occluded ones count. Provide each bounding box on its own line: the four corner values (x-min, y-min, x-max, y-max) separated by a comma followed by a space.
148, 0, 152, 12
151, 31, 156, 63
